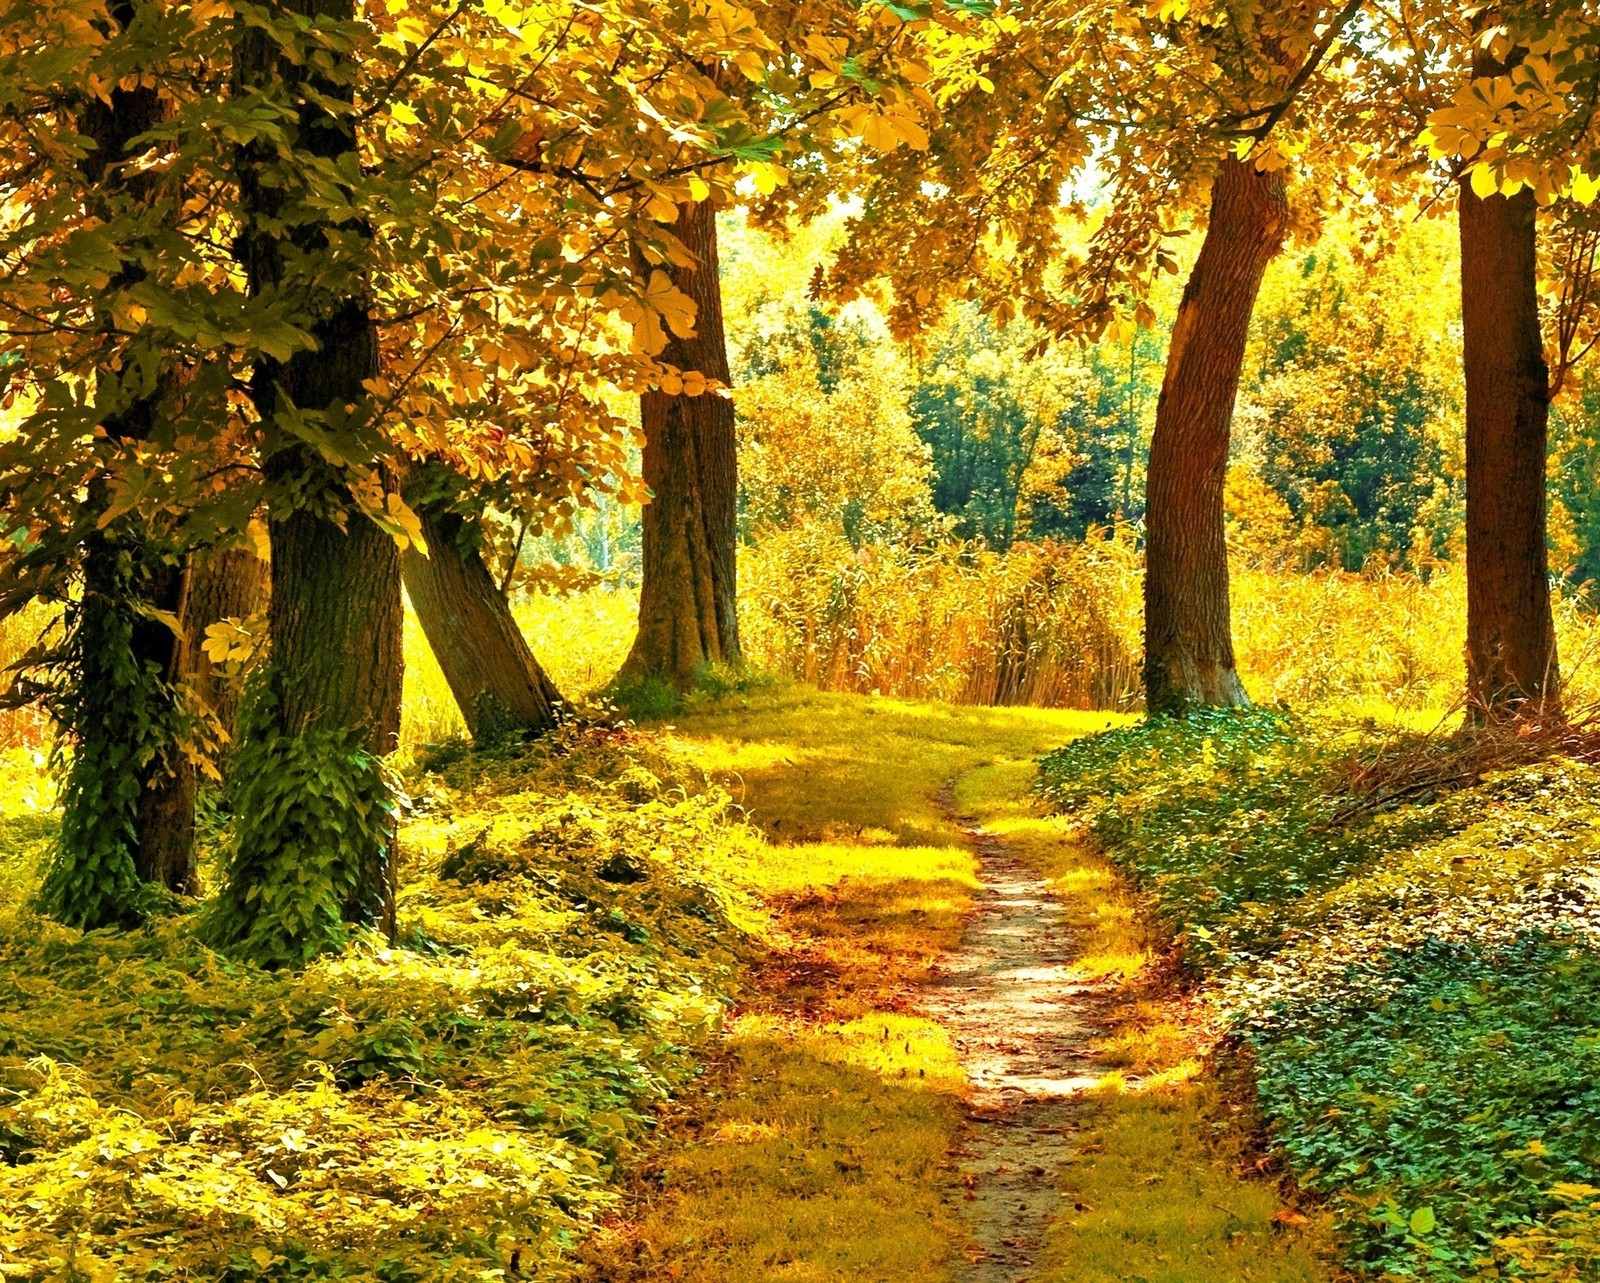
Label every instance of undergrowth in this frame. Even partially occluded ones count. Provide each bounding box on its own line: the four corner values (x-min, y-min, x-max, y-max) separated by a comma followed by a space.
1039, 710, 1600, 1281
0, 721, 762, 1281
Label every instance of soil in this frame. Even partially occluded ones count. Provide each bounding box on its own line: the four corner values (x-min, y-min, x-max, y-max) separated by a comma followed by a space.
923, 792, 1114, 1282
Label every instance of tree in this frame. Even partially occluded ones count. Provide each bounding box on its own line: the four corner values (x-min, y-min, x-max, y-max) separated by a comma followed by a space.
1144, 157, 1291, 710
1458, 98, 1559, 717
1237, 217, 1462, 574
1417, 7, 1600, 718
179, 547, 269, 736
402, 491, 563, 742
621, 198, 742, 687
800, 0, 1371, 713
207, 0, 404, 964
17, 0, 200, 925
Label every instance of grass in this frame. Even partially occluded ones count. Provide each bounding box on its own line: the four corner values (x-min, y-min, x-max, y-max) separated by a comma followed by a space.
1, 575, 1500, 1282
0, 725, 763, 1280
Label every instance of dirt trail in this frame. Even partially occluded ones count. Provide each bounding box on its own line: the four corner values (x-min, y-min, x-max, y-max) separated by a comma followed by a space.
923, 790, 1113, 1283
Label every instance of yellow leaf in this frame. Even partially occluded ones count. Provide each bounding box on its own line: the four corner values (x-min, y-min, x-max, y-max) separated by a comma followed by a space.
1572, 168, 1600, 206
385, 492, 429, 556
645, 271, 697, 340
1469, 163, 1498, 199
688, 176, 711, 203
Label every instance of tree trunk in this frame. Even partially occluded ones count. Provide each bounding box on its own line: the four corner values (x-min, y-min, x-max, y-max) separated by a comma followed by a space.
266, 455, 403, 762
129, 555, 197, 895
403, 507, 562, 741
128, 548, 267, 895
216, 0, 403, 956
1143, 157, 1289, 714
1459, 171, 1559, 720
622, 199, 740, 689
41, 2, 197, 924
178, 546, 269, 735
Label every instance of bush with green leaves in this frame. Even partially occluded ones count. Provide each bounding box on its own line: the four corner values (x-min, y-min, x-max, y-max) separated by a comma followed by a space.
1040, 711, 1600, 1281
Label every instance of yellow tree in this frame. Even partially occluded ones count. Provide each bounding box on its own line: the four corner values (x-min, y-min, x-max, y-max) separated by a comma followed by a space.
789, 0, 1372, 712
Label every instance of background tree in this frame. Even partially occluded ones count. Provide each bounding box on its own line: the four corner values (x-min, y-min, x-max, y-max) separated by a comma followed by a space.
1236, 216, 1463, 573
1417, 6, 1600, 718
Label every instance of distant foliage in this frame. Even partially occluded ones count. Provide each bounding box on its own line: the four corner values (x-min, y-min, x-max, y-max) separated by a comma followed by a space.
1551, 371, 1600, 597
736, 307, 938, 545
908, 304, 1160, 548
1236, 220, 1464, 574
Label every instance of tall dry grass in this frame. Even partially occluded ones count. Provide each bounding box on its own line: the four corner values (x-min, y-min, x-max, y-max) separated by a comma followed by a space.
739, 529, 1144, 710
8, 548, 1600, 757
399, 587, 638, 745
1234, 564, 1600, 716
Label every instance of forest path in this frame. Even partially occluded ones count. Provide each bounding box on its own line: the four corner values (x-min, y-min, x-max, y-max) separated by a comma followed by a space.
581, 688, 1335, 1283
924, 789, 1109, 1281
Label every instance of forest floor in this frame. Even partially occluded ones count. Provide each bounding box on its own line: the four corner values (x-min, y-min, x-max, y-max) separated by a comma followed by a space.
581, 688, 1337, 1282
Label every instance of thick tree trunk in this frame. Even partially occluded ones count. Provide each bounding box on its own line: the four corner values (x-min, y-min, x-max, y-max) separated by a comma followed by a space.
403, 507, 562, 741
178, 546, 269, 735
266, 461, 402, 760
1143, 157, 1289, 714
622, 199, 740, 689
225, 0, 403, 948
47, 3, 199, 918
1459, 175, 1559, 719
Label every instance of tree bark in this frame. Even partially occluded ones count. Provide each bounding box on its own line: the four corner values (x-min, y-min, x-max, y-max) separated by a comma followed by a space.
1459, 170, 1560, 720
233, 0, 402, 942
1143, 157, 1289, 714
127, 548, 268, 895
69, 4, 198, 908
622, 199, 741, 689
178, 546, 269, 735
402, 506, 563, 740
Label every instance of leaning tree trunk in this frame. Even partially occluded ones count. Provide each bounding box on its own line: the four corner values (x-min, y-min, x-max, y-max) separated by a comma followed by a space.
622, 198, 740, 689
402, 506, 562, 741
1459, 168, 1560, 721
211, 0, 403, 963
1143, 157, 1289, 714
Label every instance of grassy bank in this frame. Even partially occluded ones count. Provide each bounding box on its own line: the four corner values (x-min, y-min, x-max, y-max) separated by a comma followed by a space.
1039, 710, 1600, 1281
0, 725, 761, 1280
